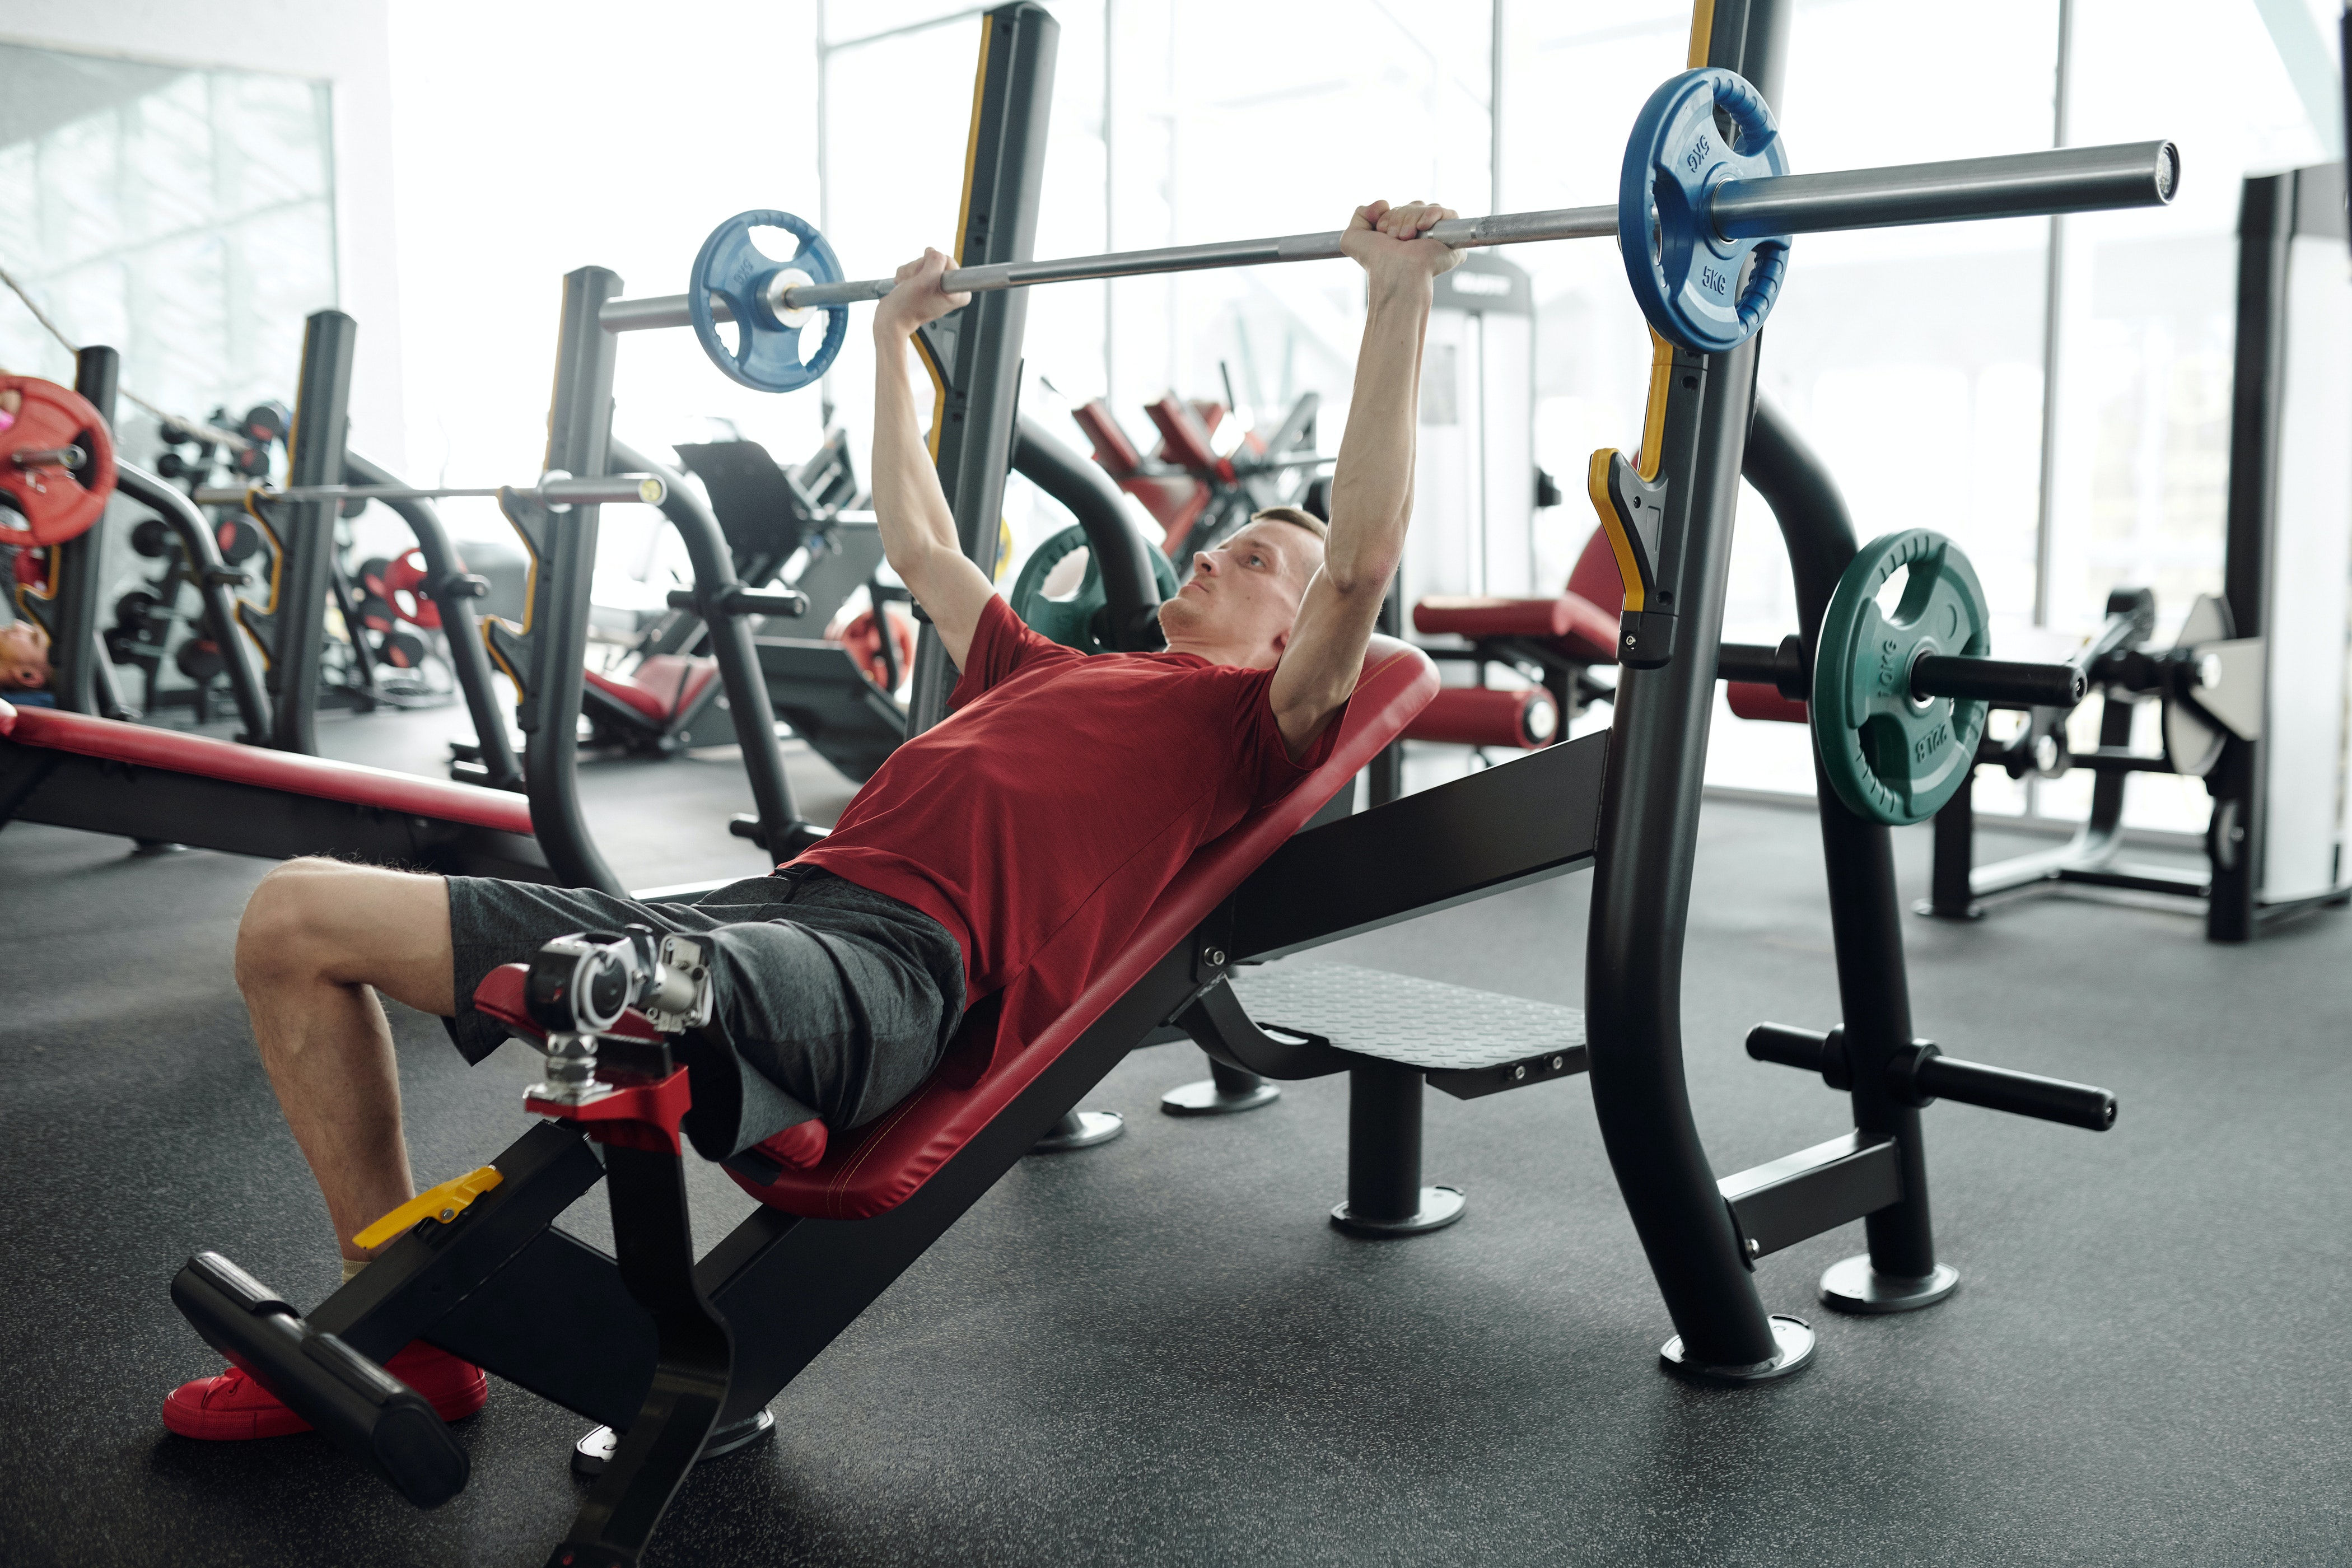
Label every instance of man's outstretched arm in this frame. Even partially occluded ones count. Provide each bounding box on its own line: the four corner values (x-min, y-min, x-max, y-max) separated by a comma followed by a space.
870, 249, 995, 669
1269, 199, 1459, 756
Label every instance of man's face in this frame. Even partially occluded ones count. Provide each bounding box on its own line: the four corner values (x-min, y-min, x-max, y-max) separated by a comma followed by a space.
0, 622, 49, 692
1155, 520, 1322, 664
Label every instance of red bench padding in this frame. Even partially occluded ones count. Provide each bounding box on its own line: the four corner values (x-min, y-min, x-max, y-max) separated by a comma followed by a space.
727, 640, 1439, 1220
1402, 684, 1557, 749
1412, 593, 1618, 664
1144, 396, 1229, 480
584, 655, 718, 726
0, 699, 534, 834
1071, 401, 1147, 479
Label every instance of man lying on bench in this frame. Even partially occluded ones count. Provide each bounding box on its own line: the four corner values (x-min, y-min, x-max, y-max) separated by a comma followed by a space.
163, 197, 1462, 1439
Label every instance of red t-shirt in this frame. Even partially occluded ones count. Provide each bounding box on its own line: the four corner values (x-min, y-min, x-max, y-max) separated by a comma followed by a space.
796, 594, 1336, 1000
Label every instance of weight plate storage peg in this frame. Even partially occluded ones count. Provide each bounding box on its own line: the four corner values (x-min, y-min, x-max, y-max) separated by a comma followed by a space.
1008, 522, 1182, 654
0, 376, 116, 547
688, 211, 851, 394
1812, 529, 1992, 827
1618, 68, 1792, 353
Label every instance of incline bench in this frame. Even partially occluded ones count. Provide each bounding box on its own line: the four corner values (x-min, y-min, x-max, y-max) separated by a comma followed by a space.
0, 696, 550, 879
169, 640, 1624, 1566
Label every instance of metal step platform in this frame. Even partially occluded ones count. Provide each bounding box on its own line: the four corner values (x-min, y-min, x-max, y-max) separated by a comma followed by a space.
1228, 962, 1588, 1099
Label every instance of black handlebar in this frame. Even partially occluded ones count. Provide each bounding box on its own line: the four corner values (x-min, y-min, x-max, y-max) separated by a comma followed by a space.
1747, 1023, 2116, 1132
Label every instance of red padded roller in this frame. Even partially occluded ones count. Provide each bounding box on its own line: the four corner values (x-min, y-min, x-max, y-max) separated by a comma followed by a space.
1402, 684, 1558, 749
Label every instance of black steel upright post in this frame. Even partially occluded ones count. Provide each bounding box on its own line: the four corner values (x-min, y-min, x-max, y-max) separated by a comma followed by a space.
610, 437, 810, 855
1742, 400, 1954, 1309
2210, 172, 2294, 942
1583, 0, 1803, 1379
344, 453, 524, 791
904, 1, 1058, 736
530, 268, 627, 894
272, 311, 358, 753
45, 346, 121, 717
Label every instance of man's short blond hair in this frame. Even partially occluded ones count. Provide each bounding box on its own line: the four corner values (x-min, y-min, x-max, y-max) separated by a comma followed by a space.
1249, 505, 1327, 543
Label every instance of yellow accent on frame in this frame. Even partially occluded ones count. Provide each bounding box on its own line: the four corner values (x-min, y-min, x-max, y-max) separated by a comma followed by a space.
924, 10, 998, 461
1588, 449, 1646, 613
232, 493, 287, 670
954, 13, 995, 268
1687, 0, 1716, 69
914, 328, 951, 464
352, 1165, 506, 1252
479, 489, 543, 690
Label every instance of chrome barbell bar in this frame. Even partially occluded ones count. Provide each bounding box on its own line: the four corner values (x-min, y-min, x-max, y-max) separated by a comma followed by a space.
598, 139, 2176, 334
193, 473, 668, 509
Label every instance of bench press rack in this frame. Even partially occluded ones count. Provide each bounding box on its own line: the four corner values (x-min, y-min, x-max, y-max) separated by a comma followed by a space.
161, 1, 2155, 1560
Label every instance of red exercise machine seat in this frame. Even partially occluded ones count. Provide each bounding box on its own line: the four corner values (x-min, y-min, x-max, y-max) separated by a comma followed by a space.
1411, 524, 1626, 667
583, 654, 720, 726
721, 638, 1439, 1221
0, 697, 534, 834
1071, 399, 1209, 556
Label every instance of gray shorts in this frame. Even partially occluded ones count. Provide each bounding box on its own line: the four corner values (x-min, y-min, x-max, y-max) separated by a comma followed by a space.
442, 866, 965, 1159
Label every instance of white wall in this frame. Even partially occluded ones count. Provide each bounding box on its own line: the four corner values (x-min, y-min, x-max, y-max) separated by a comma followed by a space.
0, 0, 405, 463
381, 0, 824, 559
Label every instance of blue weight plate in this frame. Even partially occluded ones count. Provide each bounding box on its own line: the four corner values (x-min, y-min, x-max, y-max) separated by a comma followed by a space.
688, 211, 850, 394
1617, 67, 1791, 353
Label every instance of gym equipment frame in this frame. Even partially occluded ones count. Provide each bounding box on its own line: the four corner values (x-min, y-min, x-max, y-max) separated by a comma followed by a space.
164, 4, 2159, 1563
1917, 161, 2351, 940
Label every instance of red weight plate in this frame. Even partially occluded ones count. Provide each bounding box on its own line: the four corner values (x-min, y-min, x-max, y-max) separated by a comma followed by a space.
0, 377, 115, 546
384, 548, 441, 629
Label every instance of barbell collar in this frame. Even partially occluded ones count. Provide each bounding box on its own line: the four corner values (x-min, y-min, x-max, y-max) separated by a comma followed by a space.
1716, 639, 1806, 696
535, 474, 667, 507
1711, 140, 2178, 240
1910, 654, 2087, 710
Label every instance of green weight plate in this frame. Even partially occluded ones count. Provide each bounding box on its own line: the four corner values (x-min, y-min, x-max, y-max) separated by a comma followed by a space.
1007, 522, 1179, 654
1811, 529, 1991, 826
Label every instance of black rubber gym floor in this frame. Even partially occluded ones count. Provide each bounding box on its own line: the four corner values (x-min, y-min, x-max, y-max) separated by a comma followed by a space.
3, 712, 2346, 1566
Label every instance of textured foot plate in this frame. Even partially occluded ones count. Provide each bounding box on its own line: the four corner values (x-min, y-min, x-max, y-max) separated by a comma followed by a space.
1228, 962, 1586, 1098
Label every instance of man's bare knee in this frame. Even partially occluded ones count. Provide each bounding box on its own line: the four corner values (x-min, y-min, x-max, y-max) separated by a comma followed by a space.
236, 858, 456, 1016
235, 858, 365, 995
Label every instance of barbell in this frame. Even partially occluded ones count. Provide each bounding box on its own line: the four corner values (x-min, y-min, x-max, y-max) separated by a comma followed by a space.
193, 473, 667, 511
599, 68, 2177, 394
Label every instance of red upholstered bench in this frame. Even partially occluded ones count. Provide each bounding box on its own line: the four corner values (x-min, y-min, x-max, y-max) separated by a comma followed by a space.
469, 639, 1433, 1221
728, 637, 1434, 1218
1404, 525, 1624, 751
0, 697, 534, 834
583, 654, 721, 726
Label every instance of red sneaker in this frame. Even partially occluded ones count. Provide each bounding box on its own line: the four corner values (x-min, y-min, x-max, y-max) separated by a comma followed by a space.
162, 1341, 488, 1440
